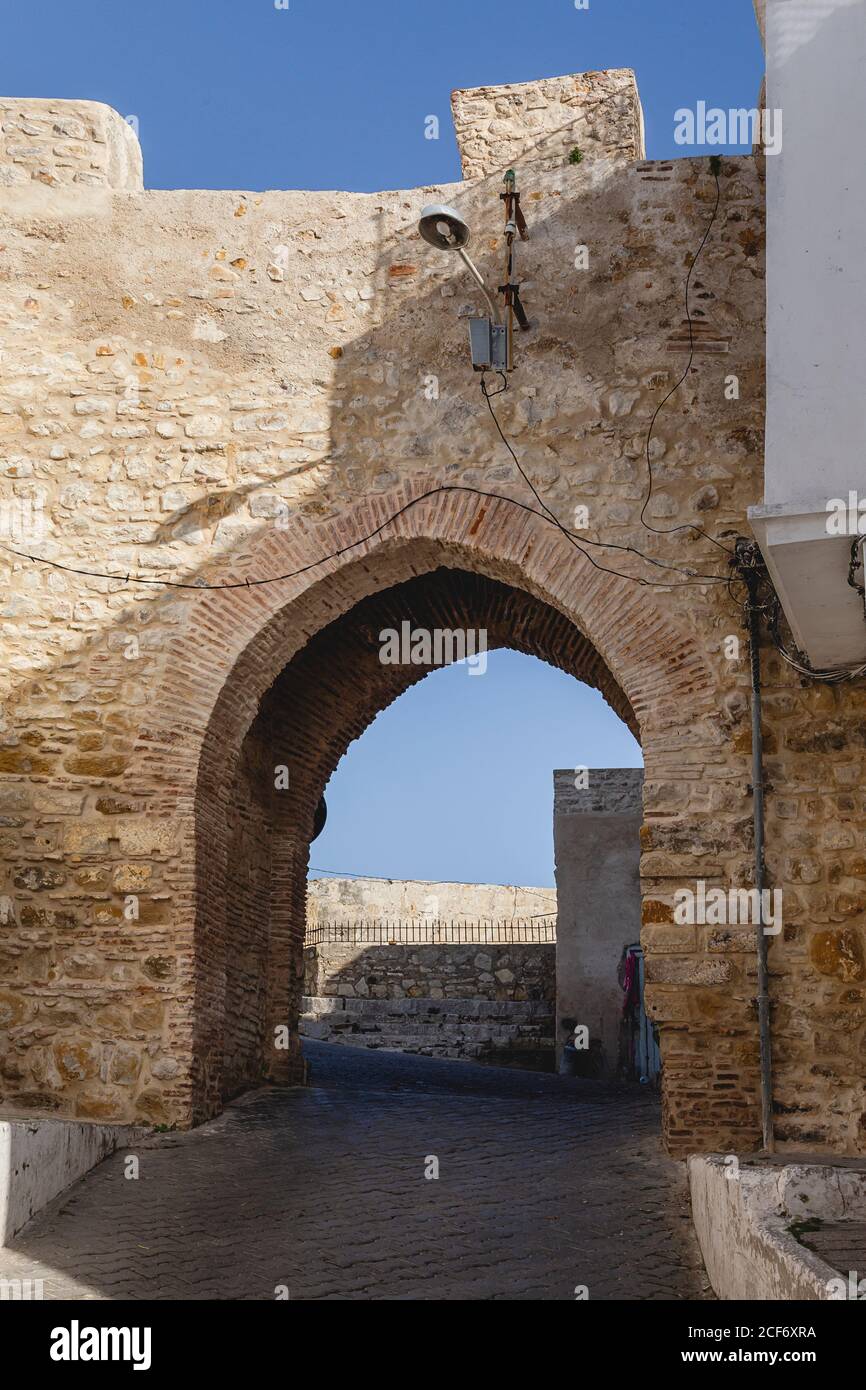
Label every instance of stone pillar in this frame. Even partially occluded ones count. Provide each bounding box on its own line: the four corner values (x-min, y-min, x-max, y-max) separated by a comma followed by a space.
553, 768, 643, 1077
450, 69, 645, 180
0, 99, 142, 190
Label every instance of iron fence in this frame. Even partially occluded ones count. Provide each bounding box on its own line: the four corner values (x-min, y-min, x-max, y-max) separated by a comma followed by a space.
305, 915, 557, 946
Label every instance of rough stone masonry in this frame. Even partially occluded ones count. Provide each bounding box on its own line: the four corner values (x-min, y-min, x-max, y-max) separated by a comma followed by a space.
0, 43, 862, 1159
302, 876, 556, 1063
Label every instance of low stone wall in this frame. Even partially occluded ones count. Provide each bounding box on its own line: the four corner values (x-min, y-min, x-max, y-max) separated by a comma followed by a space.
0, 1118, 130, 1245
304, 940, 553, 1001
307, 876, 556, 924
689, 1155, 866, 1300
302, 940, 555, 1063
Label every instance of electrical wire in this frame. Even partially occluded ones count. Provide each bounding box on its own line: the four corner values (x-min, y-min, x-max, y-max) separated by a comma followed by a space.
0, 438, 734, 595
481, 372, 733, 589
737, 539, 866, 684
0, 160, 740, 598
768, 596, 866, 683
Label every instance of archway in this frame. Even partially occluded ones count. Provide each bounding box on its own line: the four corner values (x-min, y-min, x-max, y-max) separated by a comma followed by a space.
141, 483, 727, 1145
219, 566, 639, 1100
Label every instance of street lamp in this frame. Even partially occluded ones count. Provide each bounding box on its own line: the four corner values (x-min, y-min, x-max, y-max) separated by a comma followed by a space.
418, 202, 507, 371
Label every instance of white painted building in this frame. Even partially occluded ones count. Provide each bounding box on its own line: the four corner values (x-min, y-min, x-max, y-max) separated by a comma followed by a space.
750, 0, 866, 666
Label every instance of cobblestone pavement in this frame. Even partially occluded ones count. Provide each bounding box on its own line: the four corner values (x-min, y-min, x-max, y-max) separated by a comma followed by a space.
2, 1042, 711, 1300
804, 1223, 866, 1283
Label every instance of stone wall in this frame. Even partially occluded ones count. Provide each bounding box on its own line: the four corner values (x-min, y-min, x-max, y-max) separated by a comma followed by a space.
0, 99, 142, 190
304, 939, 554, 1002
303, 877, 556, 1062
0, 69, 859, 1160
451, 69, 645, 180
553, 769, 643, 1076
308, 876, 556, 925
302, 940, 554, 1062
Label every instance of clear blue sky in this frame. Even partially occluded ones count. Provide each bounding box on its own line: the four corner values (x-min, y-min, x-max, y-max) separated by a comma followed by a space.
311, 651, 641, 888
6, 1, 761, 885
4, 0, 764, 191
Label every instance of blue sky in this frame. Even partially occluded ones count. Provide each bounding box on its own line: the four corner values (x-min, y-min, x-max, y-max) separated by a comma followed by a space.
4, 0, 764, 191
5, 1, 762, 885
311, 650, 641, 888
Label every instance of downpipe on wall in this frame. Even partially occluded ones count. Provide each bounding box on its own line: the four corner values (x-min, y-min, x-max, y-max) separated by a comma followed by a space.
735, 538, 775, 1154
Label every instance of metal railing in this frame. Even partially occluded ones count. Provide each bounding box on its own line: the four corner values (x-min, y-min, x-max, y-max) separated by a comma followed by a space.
305, 915, 557, 946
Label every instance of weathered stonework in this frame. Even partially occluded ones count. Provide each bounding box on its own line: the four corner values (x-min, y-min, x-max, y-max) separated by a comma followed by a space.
305, 939, 554, 1003
451, 69, 645, 179
303, 878, 556, 1059
307, 877, 557, 924
0, 99, 142, 190
302, 931, 555, 1063
0, 63, 859, 1160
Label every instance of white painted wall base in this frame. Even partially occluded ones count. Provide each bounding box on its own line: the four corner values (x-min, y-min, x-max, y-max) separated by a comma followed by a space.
689, 1154, 866, 1300
0, 1118, 129, 1245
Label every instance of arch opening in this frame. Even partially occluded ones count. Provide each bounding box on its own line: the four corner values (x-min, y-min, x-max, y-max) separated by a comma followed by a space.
176, 489, 734, 1153
199, 564, 643, 1111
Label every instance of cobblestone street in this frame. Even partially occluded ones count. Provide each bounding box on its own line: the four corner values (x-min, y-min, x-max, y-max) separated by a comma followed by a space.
2, 1042, 711, 1301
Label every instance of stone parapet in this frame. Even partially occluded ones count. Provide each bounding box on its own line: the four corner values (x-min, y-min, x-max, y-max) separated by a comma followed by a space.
0, 99, 142, 190
451, 69, 645, 180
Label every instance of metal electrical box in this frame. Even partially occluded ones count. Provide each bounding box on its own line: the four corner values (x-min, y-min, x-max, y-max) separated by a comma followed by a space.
468, 317, 507, 372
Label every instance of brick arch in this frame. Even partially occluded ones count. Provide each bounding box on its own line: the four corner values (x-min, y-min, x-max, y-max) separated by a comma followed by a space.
139, 481, 718, 1125
218, 568, 644, 1109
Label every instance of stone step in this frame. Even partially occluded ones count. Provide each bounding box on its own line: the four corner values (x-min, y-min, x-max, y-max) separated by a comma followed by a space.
301, 1029, 555, 1060
300, 1014, 553, 1040
301, 994, 552, 1022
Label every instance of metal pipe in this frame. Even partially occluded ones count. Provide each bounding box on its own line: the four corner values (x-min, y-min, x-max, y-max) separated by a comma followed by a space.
503, 170, 515, 371
742, 553, 776, 1153
456, 247, 501, 324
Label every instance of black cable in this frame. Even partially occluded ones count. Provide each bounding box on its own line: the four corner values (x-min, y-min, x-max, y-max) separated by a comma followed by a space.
0, 465, 732, 595
639, 165, 734, 558
736, 540, 866, 684
481, 373, 732, 588
0, 168, 740, 598
847, 536, 865, 598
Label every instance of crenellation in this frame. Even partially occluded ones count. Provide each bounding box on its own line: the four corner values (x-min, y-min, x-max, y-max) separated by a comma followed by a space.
0, 99, 142, 191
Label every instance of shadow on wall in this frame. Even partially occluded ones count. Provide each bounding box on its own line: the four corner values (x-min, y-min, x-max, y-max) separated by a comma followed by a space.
304, 938, 555, 1001
301, 940, 555, 1065
0, 82, 767, 1156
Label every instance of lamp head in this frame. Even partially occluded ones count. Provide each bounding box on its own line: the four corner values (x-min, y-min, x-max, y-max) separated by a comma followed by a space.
418, 203, 471, 251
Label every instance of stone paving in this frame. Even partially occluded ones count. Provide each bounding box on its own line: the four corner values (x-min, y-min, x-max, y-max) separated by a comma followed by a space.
1, 1041, 711, 1301
804, 1224, 866, 1284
